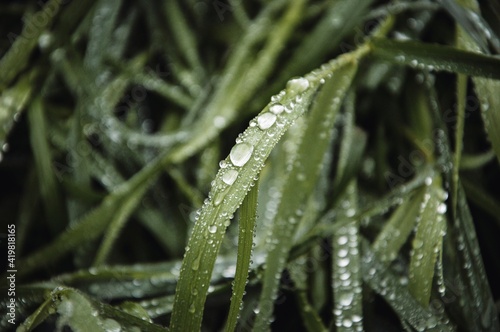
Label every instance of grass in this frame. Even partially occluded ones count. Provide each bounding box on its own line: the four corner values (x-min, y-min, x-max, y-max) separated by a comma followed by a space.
1, 0, 500, 331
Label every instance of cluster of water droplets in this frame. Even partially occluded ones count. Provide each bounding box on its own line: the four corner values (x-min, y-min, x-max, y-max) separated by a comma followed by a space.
333, 223, 363, 331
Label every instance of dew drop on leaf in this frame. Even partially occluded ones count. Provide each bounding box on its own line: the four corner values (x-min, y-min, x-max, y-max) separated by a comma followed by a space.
257, 112, 277, 130
269, 104, 285, 115
222, 169, 238, 185
286, 77, 310, 95
229, 142, 254, 167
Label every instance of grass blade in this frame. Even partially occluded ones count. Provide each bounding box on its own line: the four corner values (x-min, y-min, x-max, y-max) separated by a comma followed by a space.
225, 180, 259, 332
408, 175, 447, 307
254, 61, 359, 331
370, 38, 500, 79
28, 97, 67, 235
372, 188, 424, 263
362, 242, 454, 331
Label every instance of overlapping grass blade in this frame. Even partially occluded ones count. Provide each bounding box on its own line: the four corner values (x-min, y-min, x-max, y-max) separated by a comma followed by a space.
169, 80, 317, 332
445, 185, 500, 330
18, 287, 167, 332
169, 48, 368, 332
362, 242, 454, 331
0, 0, 62, 89
370, 38, 500, 79
225, 180, 259, 332
28, 97, 66, 235
16, 153, 166, 277
372, 188, 424, 263
254, 61, 359, 331
408, 175, 447, 307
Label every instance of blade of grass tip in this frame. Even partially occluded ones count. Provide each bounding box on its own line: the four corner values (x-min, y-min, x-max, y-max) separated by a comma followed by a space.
361, 241, 454, 331
372, 187, 425, 263
254, 61, 359, 332
459, 150, 495, 169
369, 38, 500, 79
331, 182, 363, 332
17, 295, 56, 332
0, 0, 63, 89
28, 97, 67, 235
169, 49, 367, 331
225, 180, 259, 332
408, 175, 447, 308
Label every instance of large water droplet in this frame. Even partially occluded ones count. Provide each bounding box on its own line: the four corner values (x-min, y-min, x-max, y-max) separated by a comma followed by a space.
222, 169, 238, 185
257, 112, 277, 130
230, 142, 254, 167
286, 77, 310, 95
101, 318, 122, 332
269, 104, 284, 115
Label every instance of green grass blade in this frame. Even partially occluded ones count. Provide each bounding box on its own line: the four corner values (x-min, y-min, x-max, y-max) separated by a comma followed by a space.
446, 185, 500, 330
372, 188, 424, 263
408, 175, 447, 307
370, 38, 500, 79
295, 291, 328, 332
28, 97, 66, 235
0, 0, 62, 89
254, 61, 359, 331
225, 180, 259, 332
332, 214, 363, 331
169, 79, 317, 332
473, 78, 500, 164
362, 242, 454, 331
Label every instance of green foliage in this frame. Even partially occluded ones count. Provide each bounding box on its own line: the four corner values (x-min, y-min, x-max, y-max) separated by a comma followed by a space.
1, 0, 499, 331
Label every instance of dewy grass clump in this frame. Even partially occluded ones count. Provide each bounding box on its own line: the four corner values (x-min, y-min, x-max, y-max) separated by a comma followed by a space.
1, 0, 500, 331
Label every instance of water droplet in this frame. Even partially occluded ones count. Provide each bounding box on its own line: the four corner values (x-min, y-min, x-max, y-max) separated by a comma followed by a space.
286, 77, 310, 95
208, 225, 217, 234
189, 303, 196, 313
270, 104, 284, 115
192, 253, 201, 271
222, 169, 238, 185
230, 142, 254, 167
437, 202, 447, 214
257, 112, 277, 130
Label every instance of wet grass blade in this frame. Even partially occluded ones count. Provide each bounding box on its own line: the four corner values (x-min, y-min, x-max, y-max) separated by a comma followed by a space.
372, 188, 424, 263
28, 97, 67, 235
0, 0, 63, 89
169, 49, 367, 332
254, 61, 359, 331
332, 214, 363, 331
362, 242, 454, 331
408, 175, 447, 307
370, 38, 500, 79
225, 180, 259, 332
